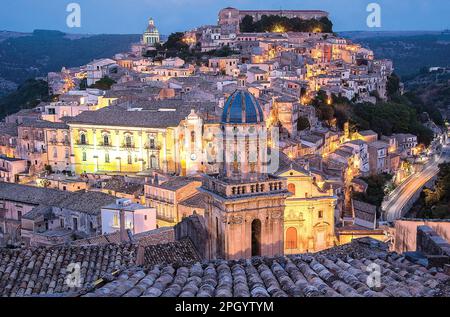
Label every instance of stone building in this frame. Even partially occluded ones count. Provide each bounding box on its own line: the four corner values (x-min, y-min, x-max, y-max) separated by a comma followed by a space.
0, 182, 115, 246
44, 121, 72, 173
218, 7, 329, 31
0, 156, 28, 183
276, 152, 336, 254
145, 176, 202, 227
200, 89, 290, 260
17, 120, 68, 174
67, 102, 219, 177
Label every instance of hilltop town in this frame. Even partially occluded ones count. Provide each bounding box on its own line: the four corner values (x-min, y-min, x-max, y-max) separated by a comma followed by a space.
0, 8, 449, 297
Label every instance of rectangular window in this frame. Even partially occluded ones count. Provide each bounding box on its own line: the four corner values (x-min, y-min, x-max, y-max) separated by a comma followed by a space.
72, 217, 78, 231
113, 213, 119, 227
82, 152, 87, 161
105, 153, 110, 163
127, 155, 132, 165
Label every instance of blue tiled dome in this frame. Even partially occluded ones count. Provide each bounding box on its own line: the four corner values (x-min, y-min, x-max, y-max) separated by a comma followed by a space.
221, 89, 264, 124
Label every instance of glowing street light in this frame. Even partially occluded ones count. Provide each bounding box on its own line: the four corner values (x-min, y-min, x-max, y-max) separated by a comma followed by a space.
272, 24, 286, 33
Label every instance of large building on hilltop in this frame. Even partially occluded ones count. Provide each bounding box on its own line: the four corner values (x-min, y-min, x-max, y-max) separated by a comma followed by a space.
142, 18, 160, 46
200, 89, 290, 260
218, 7, 329, 30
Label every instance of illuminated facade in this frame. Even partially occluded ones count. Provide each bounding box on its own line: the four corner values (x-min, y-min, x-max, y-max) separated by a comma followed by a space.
200, 89, 290, 260
277, 159, 336, 254
69, 123, 172, 175
67, 105, 220, 177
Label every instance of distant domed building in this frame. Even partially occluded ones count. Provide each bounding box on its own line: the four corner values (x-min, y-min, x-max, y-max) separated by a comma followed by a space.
142, 18, 160, 46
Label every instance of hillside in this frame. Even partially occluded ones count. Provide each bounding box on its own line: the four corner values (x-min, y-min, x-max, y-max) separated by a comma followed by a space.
341, 31, 450, 78
0, 30, 140, 96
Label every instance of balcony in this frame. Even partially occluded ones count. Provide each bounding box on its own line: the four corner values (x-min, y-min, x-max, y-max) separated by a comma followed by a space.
146, 194, 174, 204
121, 143, 135, 149
98, 142, 113, 148
144, 144, 161, 150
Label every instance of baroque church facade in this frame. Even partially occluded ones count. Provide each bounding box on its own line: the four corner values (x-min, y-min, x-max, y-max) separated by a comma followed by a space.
200, 89, 290, 260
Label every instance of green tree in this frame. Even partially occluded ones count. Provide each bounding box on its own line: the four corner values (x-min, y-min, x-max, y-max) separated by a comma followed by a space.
240, 15, 255, 32
89, 76, 116, 90
0, 79, 50, 119
297, 116, 310, 131
387, 73, 400, 99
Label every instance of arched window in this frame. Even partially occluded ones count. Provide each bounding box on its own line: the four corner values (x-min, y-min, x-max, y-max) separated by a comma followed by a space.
190, 131, 195, 152
288, 183, 296, 195
125, 135, 132, 147
251, 219, 262, 256
149, 136, 155, 149
286, 227, 298, 249
80, 133, 86, 145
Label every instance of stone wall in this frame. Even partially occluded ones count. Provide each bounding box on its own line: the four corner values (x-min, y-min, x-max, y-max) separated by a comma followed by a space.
174, 215, 209, 260
416, 225, 450, 268
393, 219, 450, 253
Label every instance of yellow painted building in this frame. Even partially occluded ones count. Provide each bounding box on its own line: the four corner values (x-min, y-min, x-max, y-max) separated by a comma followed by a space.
67, 105, 220, 177
276, 154, 337, 254
70, 123, 173, 175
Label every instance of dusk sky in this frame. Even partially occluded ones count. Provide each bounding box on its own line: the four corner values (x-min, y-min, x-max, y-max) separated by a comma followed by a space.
1, 0, 449, 34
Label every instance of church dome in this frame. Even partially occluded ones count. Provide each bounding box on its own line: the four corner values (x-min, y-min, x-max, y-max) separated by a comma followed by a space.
221, 89, 264, 124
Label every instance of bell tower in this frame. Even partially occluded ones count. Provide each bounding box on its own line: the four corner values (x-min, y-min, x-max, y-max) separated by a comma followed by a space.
200, 89, 289, 260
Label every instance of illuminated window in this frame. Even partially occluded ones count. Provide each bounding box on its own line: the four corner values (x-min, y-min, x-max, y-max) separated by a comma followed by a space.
149, 137, 155, 149
125, 135, 133, 147
113, 213, 119, 227
103, 134, 110, 146
80, 133, 86, 145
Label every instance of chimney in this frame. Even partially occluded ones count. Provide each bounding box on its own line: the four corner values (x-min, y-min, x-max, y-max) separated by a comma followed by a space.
119, 208, 127, 242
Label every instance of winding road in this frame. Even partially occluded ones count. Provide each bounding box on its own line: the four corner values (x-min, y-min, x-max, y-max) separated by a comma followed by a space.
382, 142, 450, 222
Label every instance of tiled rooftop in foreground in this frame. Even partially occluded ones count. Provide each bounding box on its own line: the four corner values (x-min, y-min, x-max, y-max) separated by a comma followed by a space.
1, 238, 449, 297
81, 238, 449, 297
